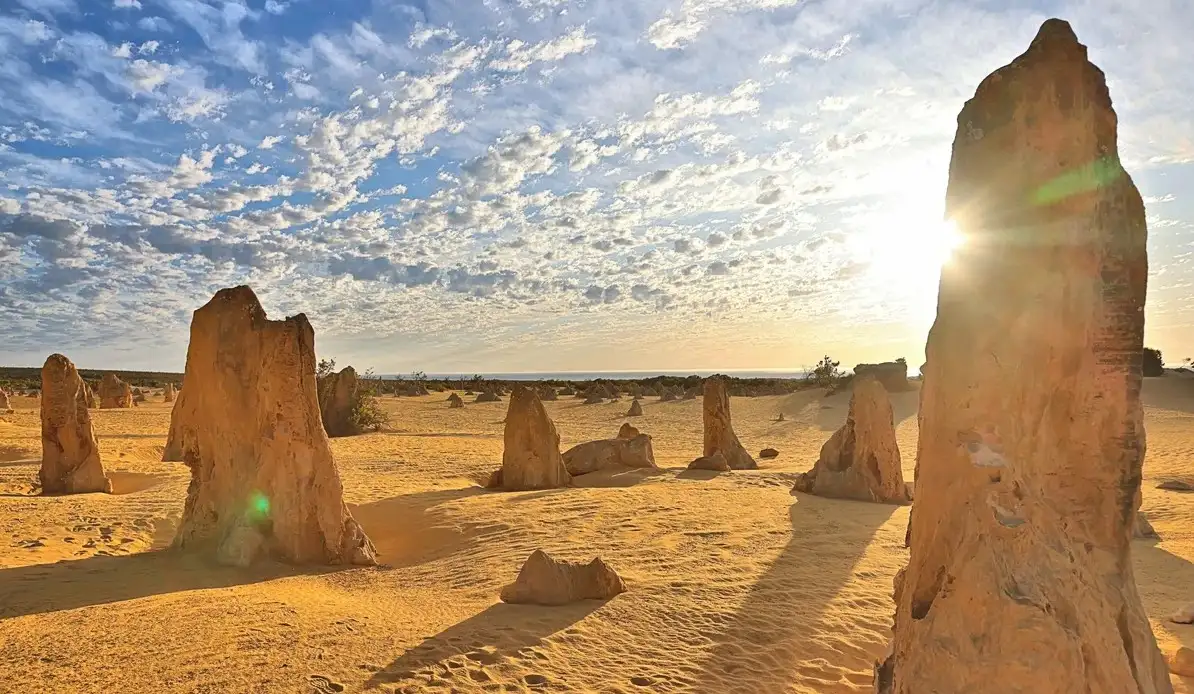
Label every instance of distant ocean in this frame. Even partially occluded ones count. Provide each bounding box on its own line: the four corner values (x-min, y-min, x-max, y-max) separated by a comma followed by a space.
380, 370, 810, 381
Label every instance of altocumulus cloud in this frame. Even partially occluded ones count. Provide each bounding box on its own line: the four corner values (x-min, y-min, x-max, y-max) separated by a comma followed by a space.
0, 0, 1192, 372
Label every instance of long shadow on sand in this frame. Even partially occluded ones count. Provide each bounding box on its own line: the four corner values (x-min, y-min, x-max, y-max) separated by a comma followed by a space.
350, 487, 502, 569
693, 494, 899, 692
0, 550, 327, 619
366, 600, 604, 689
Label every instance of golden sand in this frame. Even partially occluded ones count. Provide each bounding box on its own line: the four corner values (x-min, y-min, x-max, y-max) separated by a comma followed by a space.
1, 381, 1192, 692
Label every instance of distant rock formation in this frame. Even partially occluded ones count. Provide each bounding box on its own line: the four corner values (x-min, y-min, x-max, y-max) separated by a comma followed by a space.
475, 391, 501, 403
163, 383, 176, 403
702, 376, 756, 470
133, 391, 147, 404
82, 382, 96, 408
793, 377, 910, 504
39, 354, 111, 494
558, 386, 576, 397
660, 388, 678, 402
500, 550, 626, 605
488, 386, 569, 491
166, 286, 376, 567
319, 366, 359, 438
617, 423, 640, 440
0, 389, 9, 412
538, 386, 558, 401
852, 361, 911, 392
626, 399, 643, 417
562, 428, 656, 476
682, 386, 699, 400
876, 20, 1169, 693
583, 391, 605, 405
99, 373, 133, 409
447, 392, 464, 408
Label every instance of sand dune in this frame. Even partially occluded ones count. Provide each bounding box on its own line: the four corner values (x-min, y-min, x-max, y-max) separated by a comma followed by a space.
1, 384, 1192, 692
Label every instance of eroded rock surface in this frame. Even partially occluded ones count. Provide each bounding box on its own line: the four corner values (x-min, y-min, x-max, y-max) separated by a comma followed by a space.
563, 430, 656, 476
165, 286, 376, 567
500, 550, 626, 605
494, 386, 569, 491
319, 366, 359, 437
876, 20, 1169, 693
626, 399, 643, 417
792, 377, 909, 504
39, 354, 111, 494
853, 361, 911, 392
99, 373, 133, 409
702, 376, 756, 470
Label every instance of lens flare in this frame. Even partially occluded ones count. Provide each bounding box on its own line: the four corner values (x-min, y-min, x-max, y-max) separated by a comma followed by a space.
248, 491, 270, 521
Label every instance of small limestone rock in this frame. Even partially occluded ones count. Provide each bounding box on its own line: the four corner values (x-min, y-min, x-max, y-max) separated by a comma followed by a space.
793, 377, 909, 504
1157, 480, 1194, 492
759, 448, 779, 459
538, 387, 558, 402
0, 389, 10, 411
563, 433, 656, 476
500, 550, 626, 606
626, 400, 643, 417
1169, 648, 1194, 678
702, 376, 756, 470
99, 373, 133, 409
1170, 603, 1194, 625
583, 392, 605, 405
496, 386, 569, 491
448, 392, 464, 408
617, 423, 639, 440
40, 354, 112, 495
163, 383, 176, 403
475, 391, 501, 403
687, 451, 729, 472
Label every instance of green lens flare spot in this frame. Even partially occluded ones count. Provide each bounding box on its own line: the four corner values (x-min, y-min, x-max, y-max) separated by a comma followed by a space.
1031, 157, 1122, 206
248, 491, 270, 521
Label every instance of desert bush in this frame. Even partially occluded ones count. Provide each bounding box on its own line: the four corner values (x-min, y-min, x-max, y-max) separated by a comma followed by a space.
1143, 348, 1164, 377
348, 367, 389, 432
808, 355, 845, 388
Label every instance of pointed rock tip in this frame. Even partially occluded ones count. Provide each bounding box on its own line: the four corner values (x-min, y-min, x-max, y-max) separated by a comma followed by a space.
1031, 18, 1080, 49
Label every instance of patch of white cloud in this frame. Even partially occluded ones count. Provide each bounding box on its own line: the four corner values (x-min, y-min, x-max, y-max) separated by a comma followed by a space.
489, 27, 596, 71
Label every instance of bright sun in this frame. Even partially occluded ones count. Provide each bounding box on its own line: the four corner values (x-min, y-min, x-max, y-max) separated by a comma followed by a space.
856, 211, 965, 279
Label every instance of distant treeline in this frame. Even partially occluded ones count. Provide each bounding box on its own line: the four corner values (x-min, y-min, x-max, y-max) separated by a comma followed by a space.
0, 367, 182, 393
372, 373, 826, 397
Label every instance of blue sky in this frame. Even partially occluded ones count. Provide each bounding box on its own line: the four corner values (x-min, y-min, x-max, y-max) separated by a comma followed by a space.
0, 0, 1191, 374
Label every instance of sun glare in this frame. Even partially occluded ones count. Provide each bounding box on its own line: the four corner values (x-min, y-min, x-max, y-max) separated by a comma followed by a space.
857, 210, 965, 279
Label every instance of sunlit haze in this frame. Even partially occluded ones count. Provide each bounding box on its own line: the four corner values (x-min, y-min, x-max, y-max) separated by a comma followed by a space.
1, 0, 1191, 374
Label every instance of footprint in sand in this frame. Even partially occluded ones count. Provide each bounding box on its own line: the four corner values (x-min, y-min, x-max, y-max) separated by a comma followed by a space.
524, 673, 547, 687
630, 676, 655, 686
307, 674, 345, 693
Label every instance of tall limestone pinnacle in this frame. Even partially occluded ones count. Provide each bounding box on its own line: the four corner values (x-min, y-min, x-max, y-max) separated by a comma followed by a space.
876, 19, 1171, 694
